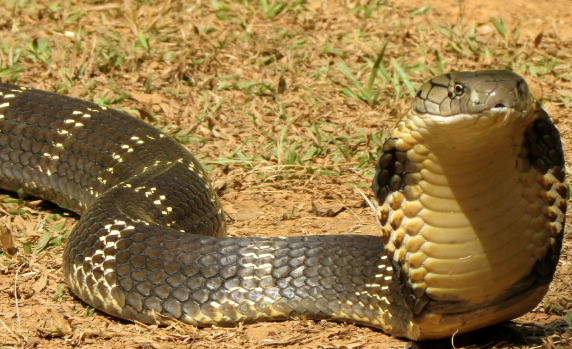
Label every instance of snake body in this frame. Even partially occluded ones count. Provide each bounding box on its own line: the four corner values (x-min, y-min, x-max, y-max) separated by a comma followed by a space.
0, 71, 565, 340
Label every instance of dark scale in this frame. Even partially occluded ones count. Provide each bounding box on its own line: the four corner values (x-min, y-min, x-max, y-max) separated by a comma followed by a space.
372, 135, 407, 206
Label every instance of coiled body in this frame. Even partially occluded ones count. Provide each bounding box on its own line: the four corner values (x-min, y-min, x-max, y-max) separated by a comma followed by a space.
0, 71, 565, 340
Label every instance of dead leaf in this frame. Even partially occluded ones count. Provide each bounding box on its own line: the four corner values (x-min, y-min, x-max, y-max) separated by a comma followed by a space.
1, 309, 17, 319
136, 108, 157, 122
311, 202, 346, 217
129, 91, 164, 105
33, 269, 48, 293
555, 89, 572, 98
159, 102, 172, 114
222, 203, 238, 214
528, 81, 543, 101
229, 211, 259, 221
213, 180, 227, 194
211, 127, 228, 139
122, 0, 139, 36
262, 334, 311, 346
25, 200, 43, 209
318, 343, 364, 349
0, 217, 16, 255
278, 76, 287, 94
307, 1, 322, 11
50, 308, 72, 335
534, 31, 543, 48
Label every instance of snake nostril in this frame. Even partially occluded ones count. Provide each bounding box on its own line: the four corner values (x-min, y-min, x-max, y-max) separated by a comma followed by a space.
494, 103, 506, 108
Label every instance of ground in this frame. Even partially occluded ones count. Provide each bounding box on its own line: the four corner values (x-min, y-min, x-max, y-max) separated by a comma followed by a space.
0, 0, 570, 348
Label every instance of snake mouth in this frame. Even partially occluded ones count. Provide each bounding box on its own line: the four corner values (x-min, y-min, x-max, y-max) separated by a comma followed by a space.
420, 105, 534, 134
487, 104, 532, 127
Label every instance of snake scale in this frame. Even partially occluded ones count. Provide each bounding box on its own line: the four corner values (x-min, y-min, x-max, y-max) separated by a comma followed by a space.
0, 70, 566, 340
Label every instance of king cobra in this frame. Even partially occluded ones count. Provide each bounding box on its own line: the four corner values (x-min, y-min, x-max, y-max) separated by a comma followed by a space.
0, 71, 565, 340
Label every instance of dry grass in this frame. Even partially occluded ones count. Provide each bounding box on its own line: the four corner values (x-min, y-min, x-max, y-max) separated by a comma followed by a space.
0, 0, 570, 348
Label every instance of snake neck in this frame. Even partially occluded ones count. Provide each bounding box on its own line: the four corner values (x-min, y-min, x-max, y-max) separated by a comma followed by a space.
393, 109, 535, 300
409, 111, 528, 195
373, 107, 567, 339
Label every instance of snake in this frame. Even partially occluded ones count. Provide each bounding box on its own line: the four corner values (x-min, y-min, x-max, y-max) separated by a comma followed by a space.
0, 70, 565, 340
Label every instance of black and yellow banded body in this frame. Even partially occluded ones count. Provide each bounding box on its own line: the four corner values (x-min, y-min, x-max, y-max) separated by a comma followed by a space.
0, 84, 414, 337
0, 70, 565, 340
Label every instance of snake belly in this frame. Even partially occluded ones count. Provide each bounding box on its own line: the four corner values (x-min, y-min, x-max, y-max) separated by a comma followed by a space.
0, 70, 565, 341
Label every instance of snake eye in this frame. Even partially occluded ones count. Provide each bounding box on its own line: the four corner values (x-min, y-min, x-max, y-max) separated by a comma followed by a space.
454, 84, 465, 96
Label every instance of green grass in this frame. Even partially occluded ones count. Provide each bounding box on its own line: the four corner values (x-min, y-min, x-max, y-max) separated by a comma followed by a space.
0, 0, 569, 232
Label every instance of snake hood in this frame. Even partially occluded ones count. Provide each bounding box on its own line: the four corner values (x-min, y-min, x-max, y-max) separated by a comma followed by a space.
374, 70, 566, 339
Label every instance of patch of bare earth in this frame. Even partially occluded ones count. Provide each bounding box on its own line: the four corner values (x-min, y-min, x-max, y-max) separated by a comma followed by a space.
0, 0, 570, 348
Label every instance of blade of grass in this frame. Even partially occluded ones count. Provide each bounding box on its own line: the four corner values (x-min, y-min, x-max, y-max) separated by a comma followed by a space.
335, 61, 366, 97
392, 60, 415, 97
366, 42, 389, 94
435, 50, 444, 75
490, 17, 508, 47
409, 6, 430, 15
277, 120, 291, 166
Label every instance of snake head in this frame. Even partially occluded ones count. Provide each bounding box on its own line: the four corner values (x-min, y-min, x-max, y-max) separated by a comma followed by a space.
412, 70, 535, 126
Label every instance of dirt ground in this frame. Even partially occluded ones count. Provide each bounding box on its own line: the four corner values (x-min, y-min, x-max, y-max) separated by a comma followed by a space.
0, 0, 570, 348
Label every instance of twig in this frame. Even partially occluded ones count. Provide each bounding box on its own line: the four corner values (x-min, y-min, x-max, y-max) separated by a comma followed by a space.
0, 317, 20, 343
14, 264, 24, 332
451, 329, 459, 349
353, 187, 376, 214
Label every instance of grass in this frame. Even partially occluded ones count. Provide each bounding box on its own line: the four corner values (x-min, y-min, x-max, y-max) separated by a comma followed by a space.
0, 0, 570, 348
